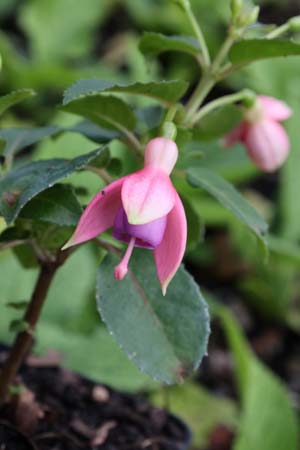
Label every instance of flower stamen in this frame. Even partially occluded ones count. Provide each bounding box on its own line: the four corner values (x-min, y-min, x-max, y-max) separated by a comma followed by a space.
114, 237, 136, 281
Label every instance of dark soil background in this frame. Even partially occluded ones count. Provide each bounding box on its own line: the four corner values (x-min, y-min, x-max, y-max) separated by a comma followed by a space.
0, 346, 190, 450
1, 1, 300, 449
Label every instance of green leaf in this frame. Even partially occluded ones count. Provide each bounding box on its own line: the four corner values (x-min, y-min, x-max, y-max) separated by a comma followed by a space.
106, 158, 122, 176
31, 222, 74, 252
85, 147, 110, 169
152, 383, 238, 448
63, 79, 189, 107
186, 142, 257, 183
0, 89, 36, 116
0, 146, 106, 224
19, 0, 114, 63
37, 323, 155, 392
268, 234, 300, 266
62, 94, 136, 132
182, 197, 204, 250
0, 126, 59, 158
234, 362, 299, 450
229, 39, 300, 65
139, 32, 201, 57
136, 105, 164, 130
6, 301, 29, 311
0, 0, 18, 17
67, 120, 120, 144
32, 130, 106, 203
19, 184, 82, 226
96, 250, 210, 384
13, 244, 38, 269
220, 308, 299, 450
193, 104, 243, 140
187, 168, 268, 242
0, 225, 30, 243
9, 319, 29, 333
279, 95, 300, 241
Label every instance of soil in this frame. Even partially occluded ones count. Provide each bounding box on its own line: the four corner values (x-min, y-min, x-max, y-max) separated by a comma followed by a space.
0, 347, 190, 450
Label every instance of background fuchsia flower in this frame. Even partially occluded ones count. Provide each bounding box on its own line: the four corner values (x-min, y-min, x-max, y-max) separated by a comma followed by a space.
223, 95, 292, 172
63, 137, 187, 295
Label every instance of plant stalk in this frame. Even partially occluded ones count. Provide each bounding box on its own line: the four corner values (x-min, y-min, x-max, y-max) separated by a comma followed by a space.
266, 23, 289, 39
184, 75, 215, 125
179, 0, 210, 67
184, 33, 237, 125
191, 89, 255, 125
0, 260, 61, 404
86, 166, 113, 184
210, 34, 236, 73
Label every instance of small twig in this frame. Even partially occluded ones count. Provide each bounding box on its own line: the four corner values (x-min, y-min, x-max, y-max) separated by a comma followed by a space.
266, 22, 290, 39
191, 89, 255, 125
121, 134, 144, 160
96, 238, 121, 257
0, 240, 26, 252
86, 166, 113, 184
183, 28, 243, 126
34, 431, 86, 448
179, 0, 211, 68
210, 34, 236, 74
0, 251, 69, 404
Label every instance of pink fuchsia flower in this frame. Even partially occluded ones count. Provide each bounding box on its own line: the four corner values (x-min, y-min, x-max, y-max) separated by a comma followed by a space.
224, 95, 292, 172
62, 137, 187, 295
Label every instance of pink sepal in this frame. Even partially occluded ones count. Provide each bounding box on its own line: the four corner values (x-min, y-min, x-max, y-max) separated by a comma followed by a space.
154, 192, 187, 295
259, 96, 292, 122
144, 137, 178, 175
223, 122, 248, 148
121, 167, 176, 225
62, 177, 124, 249
245, 119, 290, 172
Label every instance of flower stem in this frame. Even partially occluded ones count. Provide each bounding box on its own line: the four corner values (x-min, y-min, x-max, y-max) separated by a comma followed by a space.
191, 89, 255, 125
179, 0, 210, 67
86, 166, 113, 184
211, 34, 236, 73
184, 75, 214, 125
266, 22, 290, 39
184, 33, 237, 125
0, 255, 66, 404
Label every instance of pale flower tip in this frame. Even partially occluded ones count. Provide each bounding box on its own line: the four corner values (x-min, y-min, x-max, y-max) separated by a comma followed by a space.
114, 263, 128, 281
126, 211, 140, 225
161, 280, 169, 297
61, 237, 75, 251
144, 137, 178, 175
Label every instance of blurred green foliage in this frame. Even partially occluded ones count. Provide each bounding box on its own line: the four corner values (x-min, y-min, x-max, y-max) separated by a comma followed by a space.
1, 1, 300, 449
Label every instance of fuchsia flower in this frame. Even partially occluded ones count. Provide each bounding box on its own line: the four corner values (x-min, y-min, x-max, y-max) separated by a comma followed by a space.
224, 96, 292, 172
63, 137, 187, 295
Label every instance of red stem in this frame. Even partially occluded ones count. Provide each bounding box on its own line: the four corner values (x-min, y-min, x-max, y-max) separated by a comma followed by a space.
0, 254, 67, 404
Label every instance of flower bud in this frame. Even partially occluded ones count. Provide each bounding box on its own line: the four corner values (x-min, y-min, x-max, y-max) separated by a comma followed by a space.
230, 0, 243, 21
245, 120, 289, 172
240, 5, 260, 27
223, 95, 291, 172
144, 137, 178, 175
289, 16, 300, 32
241, 89, 256, 108
162, 121, 177, 141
